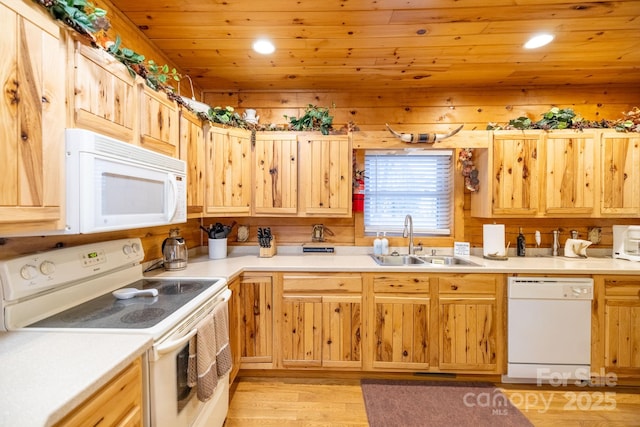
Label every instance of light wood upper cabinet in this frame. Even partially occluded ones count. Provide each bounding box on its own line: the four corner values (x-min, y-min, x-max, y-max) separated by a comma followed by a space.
204, 125, 252, 216
471, 129, 638, 218
473, 131, 540, 217
72, 42, 137, 143
600, 131, 640, 217
253, 132, 298, 215
541, 130, 597, 216
0, 1, 66, 234
179, 110, 204, 217
139, 84, 179, 156
298, 134, 352, 217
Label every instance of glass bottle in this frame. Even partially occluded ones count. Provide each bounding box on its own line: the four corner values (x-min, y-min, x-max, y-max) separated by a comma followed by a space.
517, 227, 526, 257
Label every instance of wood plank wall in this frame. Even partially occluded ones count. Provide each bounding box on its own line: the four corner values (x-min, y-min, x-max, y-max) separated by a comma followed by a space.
2, 1, 639, 259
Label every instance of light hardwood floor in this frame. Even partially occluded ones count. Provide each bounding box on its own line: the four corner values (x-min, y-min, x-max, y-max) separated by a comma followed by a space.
225, 376, 640, 427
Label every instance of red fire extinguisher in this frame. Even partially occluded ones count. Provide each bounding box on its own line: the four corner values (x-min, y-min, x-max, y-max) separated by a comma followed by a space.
353, 178, 365, 212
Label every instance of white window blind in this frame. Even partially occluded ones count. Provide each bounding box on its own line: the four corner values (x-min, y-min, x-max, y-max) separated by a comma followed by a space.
364, 150, 453, 235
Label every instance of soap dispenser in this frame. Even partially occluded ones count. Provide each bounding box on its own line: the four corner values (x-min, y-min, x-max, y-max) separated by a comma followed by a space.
381, 232, 389, 255
373, 232, 382, 255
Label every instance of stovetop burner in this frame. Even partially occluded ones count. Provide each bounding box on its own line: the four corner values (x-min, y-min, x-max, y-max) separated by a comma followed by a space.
29, 278, 222, 330
121, 307, 166, 324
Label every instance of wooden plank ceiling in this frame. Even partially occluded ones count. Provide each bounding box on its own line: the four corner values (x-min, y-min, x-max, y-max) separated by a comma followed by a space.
109, 0, 640, 92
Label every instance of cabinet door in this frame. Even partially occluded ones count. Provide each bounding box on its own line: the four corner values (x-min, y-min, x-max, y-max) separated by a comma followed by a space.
237, 274, 273, 366
55, 358, 143, 427
280, 273, 362, 368
542, 131, 597, 216
370, 274, 432, 370
373, 295, 430, 370
600, 132, 640, 217
179, 110, 204, 217
281, 295, 361, 368
281, 295, 323, 367
322, 295, 361, 367
298, 134, 352, 217
592, 276, 640, 376
227, 277, 241, 384
437, 275, 503, 372
139, 85, 179, 157
72, 42, 137, 142
204, 125, 252, 216
490, 131, 540, 216
0, 2, 66, 234
253, 132, 298, 215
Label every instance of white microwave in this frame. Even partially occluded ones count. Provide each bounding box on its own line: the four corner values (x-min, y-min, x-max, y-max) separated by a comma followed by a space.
8, 129, 187, 236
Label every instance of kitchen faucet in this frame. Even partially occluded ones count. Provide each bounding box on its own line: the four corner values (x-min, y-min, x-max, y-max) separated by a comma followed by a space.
403, 214, 414, 254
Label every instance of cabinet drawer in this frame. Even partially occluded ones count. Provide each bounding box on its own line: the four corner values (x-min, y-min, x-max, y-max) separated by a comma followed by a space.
282, 273, 362, 293
438, 275, 497, 294
373, 274, 431, 293
604, 278, 640, 298
55, 358, 142, 427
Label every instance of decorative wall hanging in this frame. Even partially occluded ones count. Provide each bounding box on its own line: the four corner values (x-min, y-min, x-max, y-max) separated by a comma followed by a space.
385, 124, 464, 143
459, 148, 479, 192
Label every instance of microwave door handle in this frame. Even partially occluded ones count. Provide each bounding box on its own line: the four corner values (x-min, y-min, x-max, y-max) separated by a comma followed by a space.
167, 174, 178, 221
153, 327, 198, 359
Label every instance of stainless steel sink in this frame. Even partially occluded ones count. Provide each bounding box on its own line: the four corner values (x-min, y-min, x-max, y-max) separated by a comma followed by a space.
370, 254, 482, 267
416, 255, 482, 266
370, 254, 426, 266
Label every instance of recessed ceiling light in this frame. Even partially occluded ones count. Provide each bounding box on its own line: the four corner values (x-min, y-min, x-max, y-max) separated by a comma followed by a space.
253, 39, 275, 54
524, 33, 554, 49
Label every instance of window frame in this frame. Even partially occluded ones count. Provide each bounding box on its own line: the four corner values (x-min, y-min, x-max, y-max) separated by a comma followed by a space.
353, 148, 464, 248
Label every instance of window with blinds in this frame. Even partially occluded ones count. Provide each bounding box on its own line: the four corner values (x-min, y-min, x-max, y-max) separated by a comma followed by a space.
364, 150, 453, 235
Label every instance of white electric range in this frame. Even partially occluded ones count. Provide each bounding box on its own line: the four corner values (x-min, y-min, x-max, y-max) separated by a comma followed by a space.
0, 238, 230, 427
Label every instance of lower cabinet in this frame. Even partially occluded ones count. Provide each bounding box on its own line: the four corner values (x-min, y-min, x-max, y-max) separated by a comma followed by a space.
367, 274, 434, 371
592, 275, 640, 377
233, 271, 506, 375
364, 273, 504, 374
227, 276, 241, 383
279, 273, 362, 369
437, 275, 503, 373
55, 358, 143, 427
236, 273, 274, 368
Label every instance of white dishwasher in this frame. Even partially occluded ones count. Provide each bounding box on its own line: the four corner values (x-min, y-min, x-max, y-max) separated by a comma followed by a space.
505, 276, 594, 383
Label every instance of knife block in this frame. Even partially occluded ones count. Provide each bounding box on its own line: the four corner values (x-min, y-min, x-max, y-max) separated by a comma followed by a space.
259, 237, 277, 258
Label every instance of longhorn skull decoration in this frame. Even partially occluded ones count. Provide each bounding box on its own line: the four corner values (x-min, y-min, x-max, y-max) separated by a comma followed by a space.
385, 123, 464, 144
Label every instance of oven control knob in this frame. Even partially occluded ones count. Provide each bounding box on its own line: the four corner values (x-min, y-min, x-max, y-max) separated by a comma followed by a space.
39, 261, 56, 275
131, 242, 141, 254
122, 245, 132, 255
20, 264, 39, 280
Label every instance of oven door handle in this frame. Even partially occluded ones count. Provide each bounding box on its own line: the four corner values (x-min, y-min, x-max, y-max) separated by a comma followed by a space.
152, 288, 232, 359
154, 328, 198, 358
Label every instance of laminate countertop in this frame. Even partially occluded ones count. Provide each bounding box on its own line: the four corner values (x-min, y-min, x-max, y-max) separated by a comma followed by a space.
146, 246, 640, 280
0, 331, 151, 427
